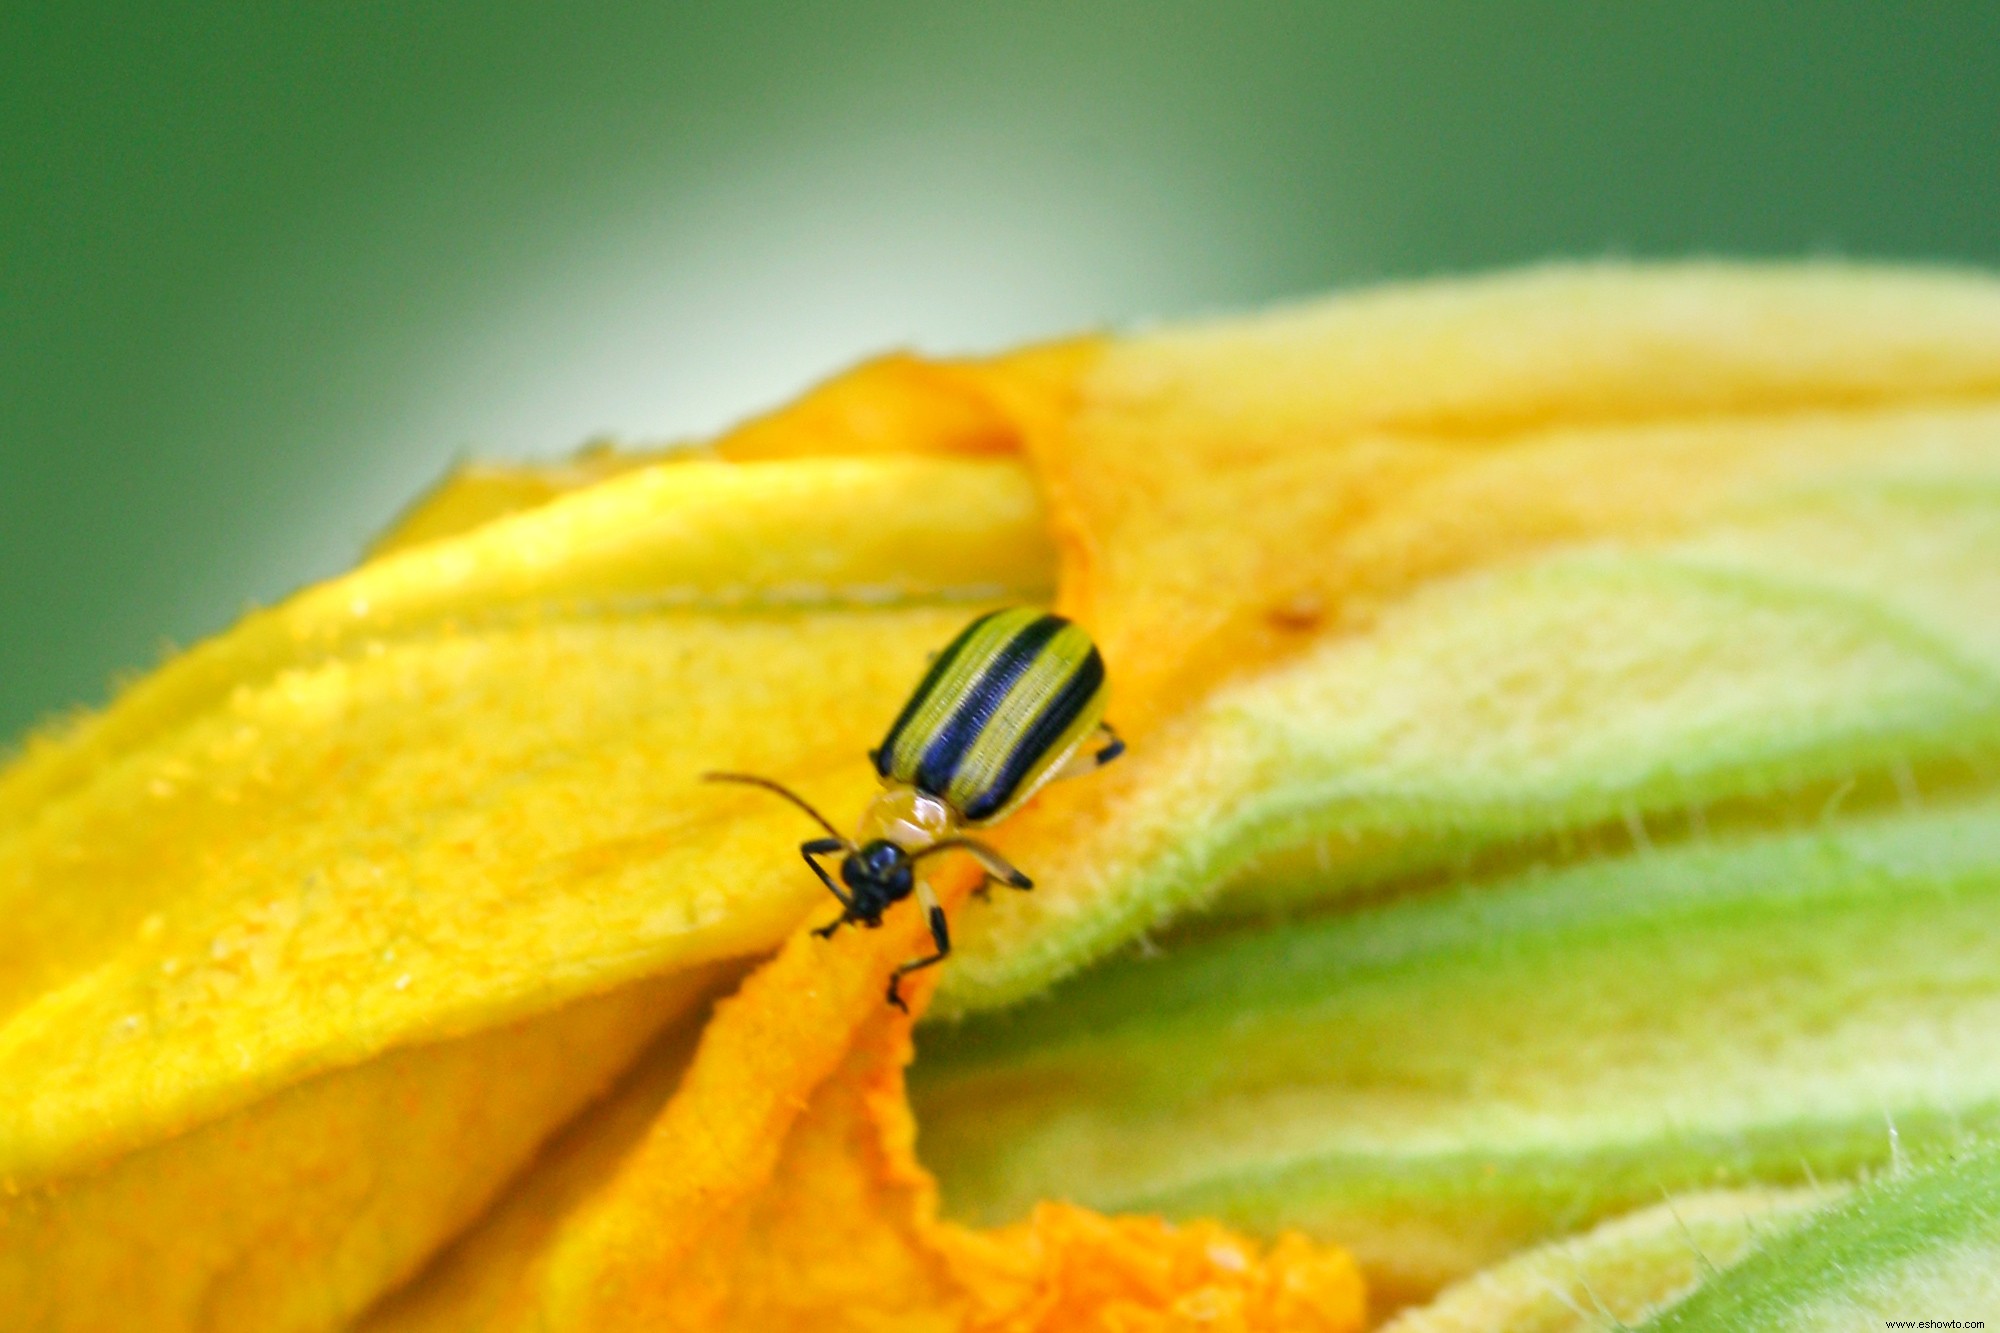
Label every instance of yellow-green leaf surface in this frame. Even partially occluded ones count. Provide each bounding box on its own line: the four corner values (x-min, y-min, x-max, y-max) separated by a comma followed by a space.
912, 793, 2000, 1306
924, 266, 2000, 1014
1643, 1142, 2000, 1328
938, 414, 2000, 1016
1381, 1188, 1830, 1333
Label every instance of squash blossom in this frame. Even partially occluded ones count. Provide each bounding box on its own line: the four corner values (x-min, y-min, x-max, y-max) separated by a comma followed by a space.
5, 263, 2000, 1331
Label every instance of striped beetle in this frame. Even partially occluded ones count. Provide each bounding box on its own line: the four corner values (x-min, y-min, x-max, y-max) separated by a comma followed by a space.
707, 606, 1124, 1009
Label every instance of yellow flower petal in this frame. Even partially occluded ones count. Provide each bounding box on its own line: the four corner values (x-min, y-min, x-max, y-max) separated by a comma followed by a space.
0, 968, 728, 1331
0, 456, 1053, 1327
365, 446, 678, 557
9, 261, 2000, 1331
362, 866, 1363, 1332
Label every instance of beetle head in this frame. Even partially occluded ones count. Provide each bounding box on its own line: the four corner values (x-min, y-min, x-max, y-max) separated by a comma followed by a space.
841, 838, 915, 921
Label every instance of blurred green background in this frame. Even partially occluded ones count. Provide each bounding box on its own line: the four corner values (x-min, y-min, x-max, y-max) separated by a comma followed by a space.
6, 3, 2000, 744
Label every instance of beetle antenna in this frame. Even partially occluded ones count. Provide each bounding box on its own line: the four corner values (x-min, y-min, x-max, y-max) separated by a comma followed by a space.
702, 772, 846, 841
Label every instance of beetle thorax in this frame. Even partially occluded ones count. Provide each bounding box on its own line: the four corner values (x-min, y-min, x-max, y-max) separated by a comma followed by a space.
857, 785, 956, 852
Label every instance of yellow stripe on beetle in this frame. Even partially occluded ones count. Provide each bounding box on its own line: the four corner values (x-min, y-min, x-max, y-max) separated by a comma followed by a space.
876, 605, 1048, 790
705, 606, 1124, 1009
941, 616, 1106, 824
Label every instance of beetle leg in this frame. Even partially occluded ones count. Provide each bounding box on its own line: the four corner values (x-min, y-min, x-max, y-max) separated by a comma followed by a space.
1096, 722, 1126, 765
887, 881, 951, 1012
800, 837, 855, 935
912, 837, 1032, 891
1054, 722, 1125, 780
